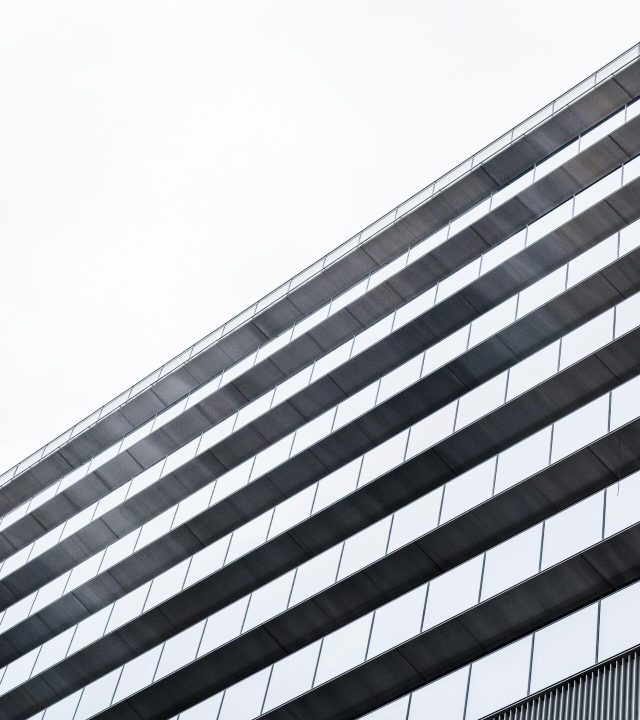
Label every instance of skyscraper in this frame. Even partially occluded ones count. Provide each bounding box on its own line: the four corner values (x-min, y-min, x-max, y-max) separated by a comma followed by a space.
2, 42, 640, 720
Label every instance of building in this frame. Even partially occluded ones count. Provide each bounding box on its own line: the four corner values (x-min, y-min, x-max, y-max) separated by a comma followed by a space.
2, 43, 640, 720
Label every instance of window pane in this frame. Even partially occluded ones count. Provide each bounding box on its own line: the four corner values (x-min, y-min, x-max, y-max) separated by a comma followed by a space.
313, 458, 361, 512
314, 613, 373, 686
440, 458, 495, 524
541, 491, 604, 570
506, 341, 559, 401
74, 668, 121, 720
198, 596, 250, 657
530, 604, 598, 693
387, 487, 442, 553
154, 620, 205, 680
551, 395, 609, 463
423, 556, 483, 629
359, 431, 408, 487
406, 402, 457, 460
605, 470, 640, 537
268, 485, 315, 539
263, 641, 320, 712
225, 510, 272, 564
481, 524, 542, 600
338, 517, 392, 580
466, 636, 532, 719
408, 665, 469, 720
494, 426, 551, 494
455, 373, 507, 430
243, 571, 295, 632
359, 696, 409, 720
377, 354, 423, 404
598, 580, 640, 661
113, 645, 162, 703
559, 310, 613, 370
218, 667, 270, 720
290, 545, 342, 606
367, 585, 426, 658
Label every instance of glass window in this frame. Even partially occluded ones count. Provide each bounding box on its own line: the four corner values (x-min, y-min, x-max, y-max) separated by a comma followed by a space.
559, 309, 614, 370
338, 517, 392, 580
61, 502, 98, 543
377, 354, 423, 405
598, 580, 640, 661
517, 267, 566, 318
619, 218, 640, 256
31, 525, 63, 561
198, 415, 235, 455
352, 315, 394, 357
172, 482, 215, 529
368, 254, 408, 291
393, 287, 437, 330
197, 596, 250, 658
289, 544, 342, 606
69, 605, 111, 655
178, 693, 223, 720
2, 592, 36, 633
440, 458, 496, 524
329, 278, 369, 316
74, 668, 121, 720
136, 506, 176, 551
105, 581, 150, 634
359, 697, 409, 720
494, 426, 552, 494
551, 394, 609, 463
0, 646, 39, 693
408, 665, 469, 720
436, 258, 481, 303
580, 110, 625, 151
449, 197, 491, 237
573, 167, 622, 215
161, 436, 200, 477
66, 550, 105, 594
406, 402, 457, 460
481, 524, 542, 600
367, 585, 426, 658
273, 366, 313, 407
407, 225, 448, 264
268, 485, 315, 539
480, 229, 526, 276
359, 431, 408, 487
311, 341, 353, 383
312, 458, 361, 513
128, 460, 165, 498
610, 373, 640, 430
213, 457, 253, 503
225, 510, 273, 564
185, 374, 221, 411
32, 625, 75, 675
534, 141, 578, 181
530, 604, 597, 693
423, 326, 469, 373
95, 483, 129, 522
291, 303, 330, 342
255, 328, 293, 364
42, 690, 81, 720
605, 470, 640, 537
314, 613, 373, 686
112, 645, 162, 703
456, 372, 507, 430
242, 570, 295, 632
291, 408, 336, 455
0, 545, 32, 580
468, 296, 517, 348
567, 234, 617, 288
493, 169, 535, 207
334, 382, 379, 431
526, 199, 573, 246
235, 390, 275, 430
183, 535, 230, 588
217, 666, 270, 720
262, 641, 321, 712
506, 341, 559, 401
100, 529, 140, 573
154, 620, 205, 680
423, 556, 483, 630
144, 558, 189, 611
541, 491, 604, 570
220, 350, 257, 385
466, 636, 532, 719
387, 487, 442, 553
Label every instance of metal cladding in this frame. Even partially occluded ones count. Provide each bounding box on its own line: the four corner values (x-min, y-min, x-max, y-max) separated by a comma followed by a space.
2, 45, 640, 720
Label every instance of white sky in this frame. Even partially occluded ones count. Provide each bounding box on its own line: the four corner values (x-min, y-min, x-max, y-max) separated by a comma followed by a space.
0, 0, 638, 473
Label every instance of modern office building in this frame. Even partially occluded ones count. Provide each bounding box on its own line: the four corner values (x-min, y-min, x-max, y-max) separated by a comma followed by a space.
3, 44, 640, 720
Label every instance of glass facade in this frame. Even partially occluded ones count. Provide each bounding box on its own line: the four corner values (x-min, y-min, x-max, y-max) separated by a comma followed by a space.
2, 45, 640, 720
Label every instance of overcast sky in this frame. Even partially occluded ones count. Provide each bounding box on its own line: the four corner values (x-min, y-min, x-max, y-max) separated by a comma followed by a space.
1, 1, 638, 473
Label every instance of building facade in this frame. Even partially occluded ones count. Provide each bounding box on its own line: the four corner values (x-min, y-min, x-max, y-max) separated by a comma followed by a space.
2, 45, 640, 720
